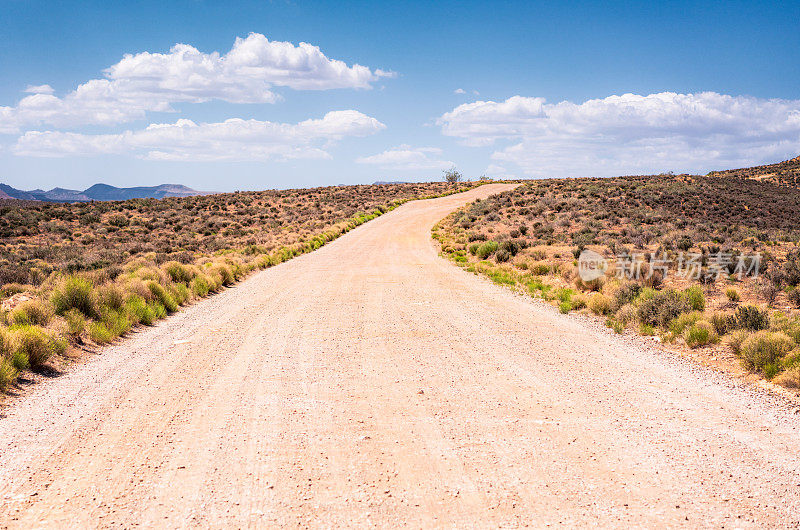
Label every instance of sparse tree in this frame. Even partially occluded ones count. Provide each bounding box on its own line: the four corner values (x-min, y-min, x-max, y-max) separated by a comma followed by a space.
443, 166, 463, 184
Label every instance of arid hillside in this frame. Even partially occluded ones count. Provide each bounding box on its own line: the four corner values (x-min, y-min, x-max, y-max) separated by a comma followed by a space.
708, 155, 800, 188
434, 174, 800, 391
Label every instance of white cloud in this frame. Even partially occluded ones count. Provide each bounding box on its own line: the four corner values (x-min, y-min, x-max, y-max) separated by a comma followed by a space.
13, 110, 385, 161
454, 88, 466, 94
356, 145, 454, 170
0, 33, 393, 133
437, 92, 800, 176
24, 85, 54, 95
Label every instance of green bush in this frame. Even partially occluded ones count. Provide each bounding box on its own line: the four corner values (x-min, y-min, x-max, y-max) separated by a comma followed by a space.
11, 300, 54, 326
64, 308, 86, 339
0, 358, 16, 390
51, 276, 98, 318
124, 295, 147, 325
709, 311, 737, 335
148, 282, 178, 313
97, 284, 125, 311
100, 306, 131, 339
727, 330, 750, 356
637, 289, 689, 328
668, 311, 703, 336
0, 328, 11, 357
589, 293, 614, 316
739, 331, 795, 375
558, 301, 572, 314
475, 241, 499, 259
89, 322, 113, 344
468, 242, 481, 255
735, 305, 770, 331
163, 261, 194, 284
190, 276, 211, 297
495, 249, 511, 262
684, 321, 719, 348
151, 302, 168, 320
725, 288, 741, 302
683, 286, 705, 311
606, 318, 624, 334
12, 326, 62, 368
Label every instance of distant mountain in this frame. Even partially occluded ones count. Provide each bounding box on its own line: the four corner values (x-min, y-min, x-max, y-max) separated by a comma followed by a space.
0, 183, 210, 202
708, 155, 800, 188
373, 180, 409, 185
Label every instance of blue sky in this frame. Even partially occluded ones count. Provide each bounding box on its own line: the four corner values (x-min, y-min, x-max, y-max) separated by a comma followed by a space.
1, 0, 799, 191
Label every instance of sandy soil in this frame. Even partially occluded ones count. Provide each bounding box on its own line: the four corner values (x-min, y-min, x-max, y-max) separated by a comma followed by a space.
1, 183, 799, 528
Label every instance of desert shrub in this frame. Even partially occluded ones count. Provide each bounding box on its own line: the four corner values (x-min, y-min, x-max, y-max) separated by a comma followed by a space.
739, 331, 795, 376
99, 306, 130, 338
172, 283, 190, 305
530, 262, 552, 275
147, 281, 178, 313
616, 303, 638, 325
64, 308, 86, 339
214, 264, 235, 286
669, 311, 703, 336
727, 330, 750, 356
788, 288, 800, 309
606, 318, 624, 334
683, 286, 705, 311
0, 357, 16, 390
637, 290, 689, 328
163, 261, 194, 284
725, 288, 741, 302
51, 276, 98, 318
589, 293, 614, 316
774, 367, 800, 388
475, 241, 499, 259
735, 305, 770, 331
709, 311, 737, 335
0, 328, 10, 357
571, 294, 588, 310
468, 242, 481, 255
190, 276, 211, 297
495, 249, 511, 263
558, 301, 572, 314
125, 295, 154, 326
97, 284, 125, 311
574, 275, 605, 292
151, 302, 168, 320
613, 282, 641, 310
11, 299, 53, 326
684, 321, 719, 348
12, 325, 63, 368
769, 313, 800, 343
639, 323, 656, 336
89, 322, 113, 344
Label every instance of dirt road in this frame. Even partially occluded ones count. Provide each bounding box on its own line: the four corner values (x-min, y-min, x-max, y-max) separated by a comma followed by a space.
1, 183, 799, 527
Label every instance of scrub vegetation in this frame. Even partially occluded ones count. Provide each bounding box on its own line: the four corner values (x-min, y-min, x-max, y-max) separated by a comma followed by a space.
434, 172, 800, 391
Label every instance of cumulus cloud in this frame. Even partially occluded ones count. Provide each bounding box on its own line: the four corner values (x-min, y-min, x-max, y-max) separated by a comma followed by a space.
13, 110, 385, 161
356, 145, 454, 170
454, 88, 466, 94
0, 33, 393, 133
24, 85, 54, 95
437, 92, 800, 176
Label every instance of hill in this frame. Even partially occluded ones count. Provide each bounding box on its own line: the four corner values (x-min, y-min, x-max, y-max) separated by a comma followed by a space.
708, 155, 800, 188
0, 183, 210, 202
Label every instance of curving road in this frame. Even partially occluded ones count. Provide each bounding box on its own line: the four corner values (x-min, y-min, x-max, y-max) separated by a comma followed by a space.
1, 183, 799, 528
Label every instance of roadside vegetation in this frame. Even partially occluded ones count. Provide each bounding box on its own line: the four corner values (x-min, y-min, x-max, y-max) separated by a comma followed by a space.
0, 182, 473, 393
433, 173, 800, 391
